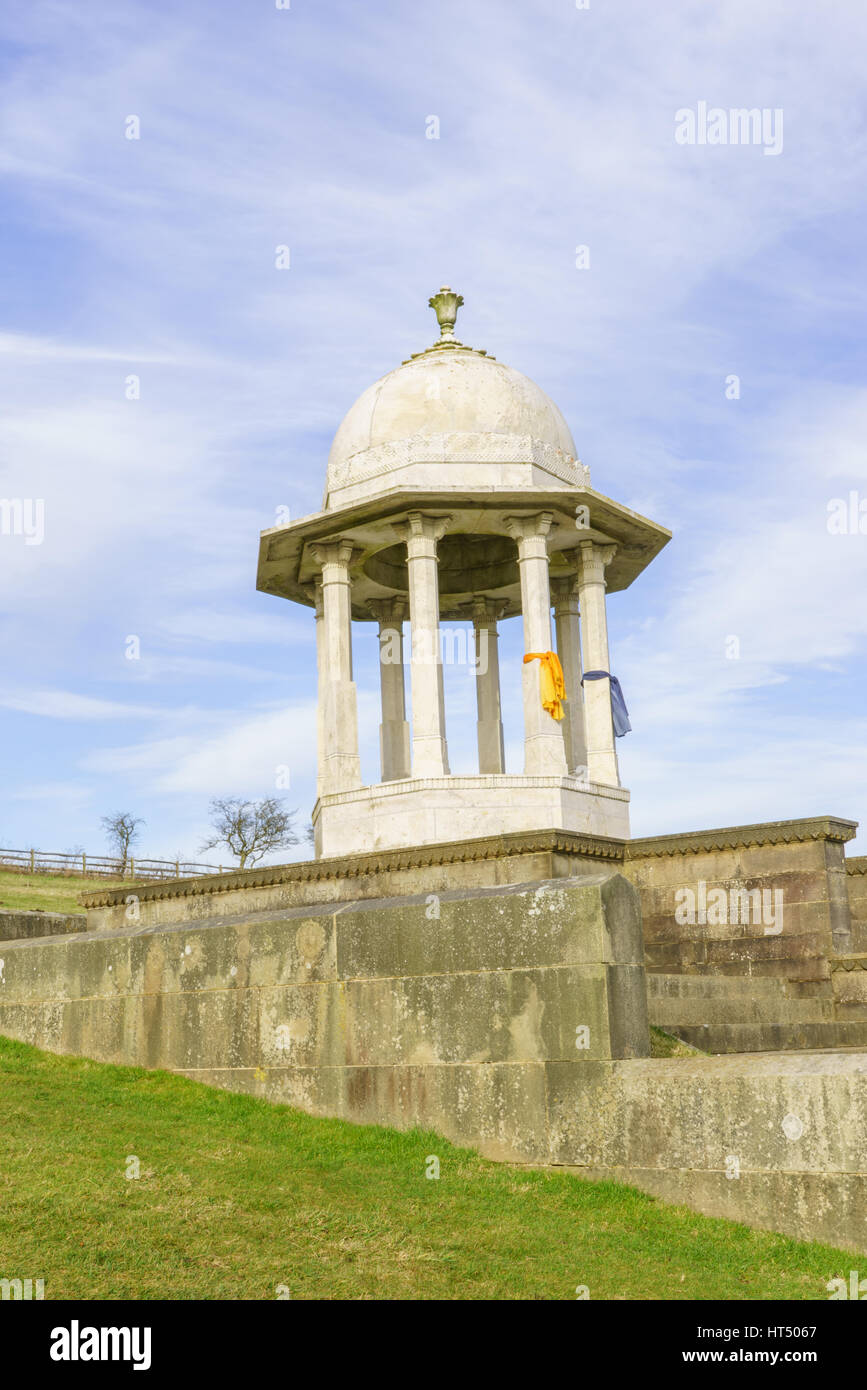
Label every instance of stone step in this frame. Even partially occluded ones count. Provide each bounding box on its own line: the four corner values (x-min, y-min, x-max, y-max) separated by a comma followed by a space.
646, 939, 831, 982
645, 972, 864, 1046
647, 972, 794, 998
648, 992, 833, 1027
664, 1020, 867, 1055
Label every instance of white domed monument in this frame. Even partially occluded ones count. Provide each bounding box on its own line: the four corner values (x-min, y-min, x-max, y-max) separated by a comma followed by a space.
258, 288, 671, 857
7, 291, 863, 1262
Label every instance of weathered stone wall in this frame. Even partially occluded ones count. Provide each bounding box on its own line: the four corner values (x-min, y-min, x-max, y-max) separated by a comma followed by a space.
549, 1051, 867, 1255
846, 857, 867, 952
623, 818, 857, 982
831, 953, 867, 1017
646, 971, 867, 1054
79, 818, 859, 992
3, 866, 867, 1252
0, 909, 87, 941
79, 832, 622, 933
0, 875, 649, 1167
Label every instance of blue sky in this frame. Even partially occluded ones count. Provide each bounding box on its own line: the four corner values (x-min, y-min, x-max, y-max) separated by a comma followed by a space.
1, 0, 865, 863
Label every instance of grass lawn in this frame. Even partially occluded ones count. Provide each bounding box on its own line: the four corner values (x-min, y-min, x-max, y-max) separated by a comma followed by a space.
0, 869, 116, 915
0, 1035, 851, 1300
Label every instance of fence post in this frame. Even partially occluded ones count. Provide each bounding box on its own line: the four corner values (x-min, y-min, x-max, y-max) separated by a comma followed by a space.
129, 857, 134, 880
176, 861, 180, 878
30, 848, 35, 872
82, 852, 86, 875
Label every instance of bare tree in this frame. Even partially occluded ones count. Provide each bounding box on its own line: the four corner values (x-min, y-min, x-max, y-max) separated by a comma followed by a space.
199, 796, 299, 870
101, 812, 145, 875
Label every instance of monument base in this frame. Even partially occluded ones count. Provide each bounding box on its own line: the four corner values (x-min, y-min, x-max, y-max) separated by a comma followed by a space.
3, 868, 867, 1253
313, 774, 630, 858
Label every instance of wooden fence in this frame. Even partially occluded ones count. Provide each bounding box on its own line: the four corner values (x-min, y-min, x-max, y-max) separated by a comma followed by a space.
0, 848, 228, 882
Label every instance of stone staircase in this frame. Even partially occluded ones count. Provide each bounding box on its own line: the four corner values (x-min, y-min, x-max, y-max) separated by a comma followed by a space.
648, 966, 867, 1053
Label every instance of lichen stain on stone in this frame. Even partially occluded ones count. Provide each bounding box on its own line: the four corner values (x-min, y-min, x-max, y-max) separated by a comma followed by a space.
180, 938, 205, 969
295, 919, 326, 964
281, 1016, 311, 1044
508, 983, 545, 1061
347, 1066, 374, 1112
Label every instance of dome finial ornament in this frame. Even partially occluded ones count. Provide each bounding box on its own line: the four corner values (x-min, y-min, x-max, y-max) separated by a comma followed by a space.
403, 285, 491, 364
428, 285, 464, 344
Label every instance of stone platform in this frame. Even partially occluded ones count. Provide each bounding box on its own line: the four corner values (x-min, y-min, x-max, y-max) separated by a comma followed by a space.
78, 827, 625, 932
78, 816, 858, 993
1, 848, 867, 1253
314, 774, 630, 857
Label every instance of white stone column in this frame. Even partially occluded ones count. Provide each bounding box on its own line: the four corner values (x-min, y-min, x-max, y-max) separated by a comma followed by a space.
505, 513, 568, 776
396, 512, 451, 778
389, 511, 450, 778
472, 597, 506, 774
307, 578, 326, 802
575, 540, 619, 787
551, 576, 587, 777
368, 597, 411, 782
309, 539, 362, 795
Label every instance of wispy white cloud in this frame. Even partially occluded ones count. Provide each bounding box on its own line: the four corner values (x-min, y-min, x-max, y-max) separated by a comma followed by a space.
0, 689, 162, 720
0, 333, 219, 366
0, 0, 864, 855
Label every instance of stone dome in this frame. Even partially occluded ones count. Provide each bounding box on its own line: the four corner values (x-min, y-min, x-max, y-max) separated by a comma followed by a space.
323, 287, 582, 508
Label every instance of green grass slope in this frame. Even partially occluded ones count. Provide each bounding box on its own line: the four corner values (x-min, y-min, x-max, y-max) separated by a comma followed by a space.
0, 870, 111, 915
0, 1036, 852, 1301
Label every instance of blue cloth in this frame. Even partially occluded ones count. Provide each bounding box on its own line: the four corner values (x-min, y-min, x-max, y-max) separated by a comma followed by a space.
581, 670, 632, 737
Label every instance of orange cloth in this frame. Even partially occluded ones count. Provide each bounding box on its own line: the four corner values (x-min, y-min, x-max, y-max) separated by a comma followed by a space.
523, 651, 566, 721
